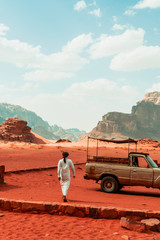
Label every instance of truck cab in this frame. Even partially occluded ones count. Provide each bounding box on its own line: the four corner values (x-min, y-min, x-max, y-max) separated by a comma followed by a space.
129, 152, 159, 188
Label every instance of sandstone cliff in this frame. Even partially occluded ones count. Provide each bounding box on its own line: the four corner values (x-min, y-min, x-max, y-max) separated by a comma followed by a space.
81, 91, 160, 141
0, 118, 33, 142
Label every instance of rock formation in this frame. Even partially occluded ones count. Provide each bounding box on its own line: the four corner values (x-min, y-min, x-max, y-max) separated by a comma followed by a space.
137, 91, 160, 105
56, 139, 72, 143
82, 91, 160, 141
0, 118, 33, 142
120, 217, 160, 233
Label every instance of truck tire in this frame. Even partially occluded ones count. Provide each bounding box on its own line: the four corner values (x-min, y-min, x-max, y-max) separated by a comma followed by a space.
101, 176, 118, 193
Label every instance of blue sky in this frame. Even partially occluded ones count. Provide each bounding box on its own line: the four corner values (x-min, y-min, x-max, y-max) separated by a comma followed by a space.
0, 0, 160, 131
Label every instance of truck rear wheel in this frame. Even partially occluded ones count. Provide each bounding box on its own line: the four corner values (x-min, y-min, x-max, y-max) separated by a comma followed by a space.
101, 176, 118, 193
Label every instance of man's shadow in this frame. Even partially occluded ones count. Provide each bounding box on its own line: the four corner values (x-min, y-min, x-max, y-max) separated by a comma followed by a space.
0, 183, 22, 192
116, 189, 160, 197
68, 199, 107, 204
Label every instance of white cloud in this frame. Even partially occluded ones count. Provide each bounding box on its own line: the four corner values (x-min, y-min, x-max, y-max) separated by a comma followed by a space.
24, 70, 74, 82
0, 84, 16, 93
74, 1, 87, 11
0, 79, 138, 131
20, 82, 36, 91
117, 78, 127, 83
0, 84, 34, 104
89, 1, 96, 6
154, 27, 159, 33
147, 82, 160, 92
88, 8, 101, 17
110, 46, 160, 71
0, 82, 38, 95
0, 33, 92, 70
62, 33, 93, 54
124, 9, 136, 16
113, 16, 118, 22
0, 37, 43, 68
64, 78, 118, 97
40, 51, 89, 72
89, 28, 145, 59
89, 27, 160, 72
0, 29, 93, 81
133, 0, 160, 9
74, 1, 101, 18
38, 33, 93, 72
0, 23, 9, 36
112, 24, 126, 31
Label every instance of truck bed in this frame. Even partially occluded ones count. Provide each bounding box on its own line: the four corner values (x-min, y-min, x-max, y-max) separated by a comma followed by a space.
87, 156, 129, 165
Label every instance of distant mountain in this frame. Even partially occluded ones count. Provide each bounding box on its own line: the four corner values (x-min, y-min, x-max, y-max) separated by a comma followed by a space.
0, 103, 86, 141
80, 91, 160, 141
51, 125, 86, 142
32, 125, 59, 140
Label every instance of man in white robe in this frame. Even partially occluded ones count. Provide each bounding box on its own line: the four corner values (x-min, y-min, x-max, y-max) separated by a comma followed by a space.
57, 152, 75, 202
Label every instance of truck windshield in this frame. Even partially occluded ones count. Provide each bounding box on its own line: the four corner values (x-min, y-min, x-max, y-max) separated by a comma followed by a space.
146, 155, 158, 168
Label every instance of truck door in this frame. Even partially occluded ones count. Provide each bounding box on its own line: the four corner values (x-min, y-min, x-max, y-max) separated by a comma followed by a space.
130, 156, 153, 187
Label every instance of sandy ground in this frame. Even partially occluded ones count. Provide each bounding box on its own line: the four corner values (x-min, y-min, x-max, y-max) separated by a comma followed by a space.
0, 139, 160, 239
0, 211, 159, 240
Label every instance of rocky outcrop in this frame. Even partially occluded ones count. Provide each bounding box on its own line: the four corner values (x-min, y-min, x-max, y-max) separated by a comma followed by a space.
81, 91, 160, 141
56, 139, 72, 143
120, 217, 160, 233
120, 217, 146, 233
141, 218, 160, 232
137, 91, 160, 105
0, 118, 33, 142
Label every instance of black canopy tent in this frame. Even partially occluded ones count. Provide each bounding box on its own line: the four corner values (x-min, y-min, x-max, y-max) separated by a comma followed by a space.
87, 136, 138, 159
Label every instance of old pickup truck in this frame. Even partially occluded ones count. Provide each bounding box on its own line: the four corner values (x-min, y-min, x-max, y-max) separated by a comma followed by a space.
84, 137, 160, 193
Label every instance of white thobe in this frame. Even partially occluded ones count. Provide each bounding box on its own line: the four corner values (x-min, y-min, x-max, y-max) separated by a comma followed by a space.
57, 158, 75, 196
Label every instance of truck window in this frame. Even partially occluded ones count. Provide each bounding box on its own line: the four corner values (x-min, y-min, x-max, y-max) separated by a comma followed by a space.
146, 155, 158, 168
132, 156, 139, 167
137, 157, 148, 168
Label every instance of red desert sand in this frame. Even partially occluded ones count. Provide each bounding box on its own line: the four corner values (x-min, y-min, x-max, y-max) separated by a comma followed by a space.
0, 137, 160, 239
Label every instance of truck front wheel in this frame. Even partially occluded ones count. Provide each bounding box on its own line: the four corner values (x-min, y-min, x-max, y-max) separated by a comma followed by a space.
101, 176, 118, 193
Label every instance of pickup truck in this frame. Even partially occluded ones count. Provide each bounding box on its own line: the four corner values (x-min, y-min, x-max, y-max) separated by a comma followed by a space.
84, 137, 160, 193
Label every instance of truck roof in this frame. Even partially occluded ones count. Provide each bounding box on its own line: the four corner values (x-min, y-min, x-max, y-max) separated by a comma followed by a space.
129, 151, 149, 155
88, 137, 137, 144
